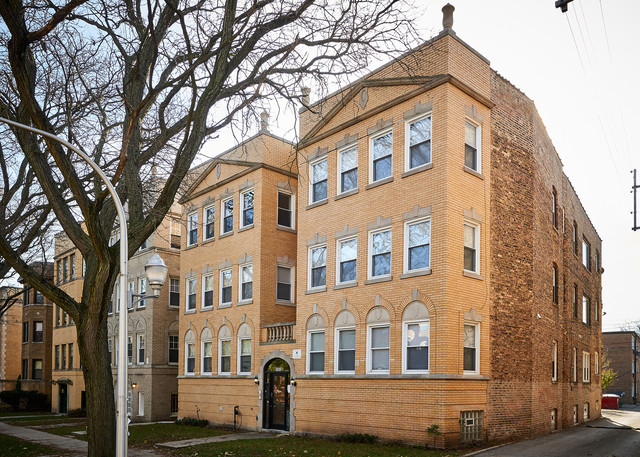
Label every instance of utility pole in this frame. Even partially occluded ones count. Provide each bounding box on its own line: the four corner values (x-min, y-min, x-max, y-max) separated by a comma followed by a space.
632, 169, 640, 231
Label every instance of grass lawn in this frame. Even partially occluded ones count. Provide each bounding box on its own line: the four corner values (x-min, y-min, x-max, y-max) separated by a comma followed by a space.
0, 411, 53, 418
45, 423, 87, 439
6, 417, 87, 426
0, 432, 62, 457
171, 435, 463, 457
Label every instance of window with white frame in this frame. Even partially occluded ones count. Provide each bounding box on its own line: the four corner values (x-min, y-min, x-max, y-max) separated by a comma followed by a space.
128, 281, 135, 310
552, 341, 558, 381
582, 295, 590, 325
277, 191, 294, 228
336, 328, 356, 373
204, 205, 215, 240
239, 264, 253, 301
406, 115, 431, 170
583, 351, 590, 382
185, 341, 195, 374
595, 351, 599, 375
238, 338, 251, 374
337, 237, 357, 283
276, 266, 293, 302
240, 189, 254, 228
138, 278, 146, 308
186, 278, 196, 312
463, 324, 479, 373
403, 312, 429, 373
370, 229, 391, 278
127, 336, 133, 365
582, 239, 591, 270
202, 274, 214, 309
219, 339, 231, 374
309, 245, 326, 289
201, 328, 213, 374
552, 264, 558, 305
310, 158, 328, 203
170, 278, 180, 307
368, 325, 390, 373
70, 254, 76, 279
370, 130, 393, 182
115, 336, 119, 366
405, 219, 430, 272
221, 197, 233, 234
308, 331, 325, 373
464, 223, 479, 273
137, 334, 145, 364
338, 145, 358, 194
168, 335, 179, 364
464, 121, 480, 171
220, 269, 232, 306
187, 211, 198, 246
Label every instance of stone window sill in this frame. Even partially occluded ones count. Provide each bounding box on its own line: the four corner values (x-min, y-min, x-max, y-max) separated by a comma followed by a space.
401, 163, 432, 178
365, 176, 393, 190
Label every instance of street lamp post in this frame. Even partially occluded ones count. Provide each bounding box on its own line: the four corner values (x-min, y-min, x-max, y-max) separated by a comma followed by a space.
0, 116, 163, 457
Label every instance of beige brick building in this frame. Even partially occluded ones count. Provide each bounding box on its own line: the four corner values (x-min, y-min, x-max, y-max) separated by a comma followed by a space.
176, 6, 602, 446
0, 286, 23, 390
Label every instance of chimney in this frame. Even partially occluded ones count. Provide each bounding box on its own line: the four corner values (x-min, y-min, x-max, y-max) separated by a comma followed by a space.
260, 111, 269, 132
442, 3, 454, 30
301, 87, 311, 106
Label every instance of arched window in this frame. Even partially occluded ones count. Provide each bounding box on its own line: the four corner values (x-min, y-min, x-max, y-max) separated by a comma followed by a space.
334, 310, 356, 374
366, 307, 390, 374
402, 301, 429, 373
201, 327, 213, 374
306, 314, 325, 374
184, 329, 195, 375
218, 325, 231, 374
237, 323, 252, 374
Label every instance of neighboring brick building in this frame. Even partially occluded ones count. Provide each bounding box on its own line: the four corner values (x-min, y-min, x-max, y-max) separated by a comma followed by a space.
602, 331, 639, 403
177, 129, 297, 429
20, 263, 54, 403
176, 6, 602, 446
0, 286, 23, 390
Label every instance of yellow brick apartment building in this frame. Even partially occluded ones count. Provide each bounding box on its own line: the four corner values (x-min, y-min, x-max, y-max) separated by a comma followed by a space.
177, 6, 602, 446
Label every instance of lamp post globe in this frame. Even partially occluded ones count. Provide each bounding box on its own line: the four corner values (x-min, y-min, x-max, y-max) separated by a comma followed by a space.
145, 252, 168, 294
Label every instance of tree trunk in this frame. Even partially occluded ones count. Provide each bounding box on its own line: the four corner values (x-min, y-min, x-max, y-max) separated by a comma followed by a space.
77, 296, 116, 457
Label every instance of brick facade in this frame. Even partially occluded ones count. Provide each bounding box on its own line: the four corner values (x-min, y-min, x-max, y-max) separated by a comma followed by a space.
602, 331, 639, 403
0, 286, 23, 388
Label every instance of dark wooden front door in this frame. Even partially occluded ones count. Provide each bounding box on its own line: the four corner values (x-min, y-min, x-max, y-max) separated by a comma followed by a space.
59, 384, 68, 414
263, 358, 290, 431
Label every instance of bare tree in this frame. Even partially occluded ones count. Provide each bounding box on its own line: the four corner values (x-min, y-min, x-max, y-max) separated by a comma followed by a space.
0, 1, 421, 455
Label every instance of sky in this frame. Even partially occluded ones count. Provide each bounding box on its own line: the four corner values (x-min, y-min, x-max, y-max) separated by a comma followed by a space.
203, 0, 640, 332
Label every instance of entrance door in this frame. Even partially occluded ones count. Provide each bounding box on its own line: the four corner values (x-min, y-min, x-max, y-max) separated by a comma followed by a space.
263, 358, 290, 431
59, 384, 68, 414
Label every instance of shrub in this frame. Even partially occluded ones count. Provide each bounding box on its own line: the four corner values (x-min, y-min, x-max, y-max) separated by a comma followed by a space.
175, 417, 208, 427
68, 408, 87, 417
334, 433, 378, 444
0, 390, 48, 411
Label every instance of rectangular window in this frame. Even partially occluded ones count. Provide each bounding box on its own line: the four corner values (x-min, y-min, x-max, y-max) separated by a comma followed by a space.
222, 197, 233, 234
33, 321, 43, 343
573, 222, 578, 255
464, 121, 479, 171
582, 296, 590, 325
187, 211, 198, 246
56, 306, 61, 327
219, 340, 231, 374
56, 261, 62, 284
170, 278, 180, 308
368, 326, 390, 373
137, 334, 145, 364
82, 258, 86, 276
308, 331, 325, 373
338, 145, 358, 194
463, 324, 478, 373
202, 274, 214, 308
552, 341, 558, 381
22, 359, 28, 379
573, 347, 577, 382
551, 188, 558, 228
338, 238, 357, 283
168, 335, 179, 364
204, 205, 215, 240
595, 298, 600, 322
406, 116, 431, 170
595, 250, 600, 273
220, 269, 232, 306
115, 337, 119, 366
34, 290, 43, 304
371, 130, 393, 182
171, 394, 179, 414
309, 245, 327, 288
336, 328, 356, 373
128, 336, 133, 364
22, 322, 28, 343
404, 321, 429, 372
55, 345, 60, 370
595, 351, 599, 375
32, 360, 42, 380
63, 257, 69, 282
108, 340, 112, 365
239, 338, 251, 374
552, 265, 558, 304
370, 229, 391, 278
68, 343, 73, 369
128, 281, 135, 310
202, 341, 213, 373
464, 223, 479, 273
240, 190, 254, 228
240, 265, 253, 301
186, 278, 196, 312
170, 219, 182, 249
70, 254, 76, 280
61, 344, 67, 369
138, 392, 145, 417
573, 285, 578, 318
138, 278, 146, 308
582, 239, 591, 270
186, 343, 195, 374
310, 158, 328, 203
406, 219, 430, 272
277, 192, 294, 228
276, 266, 293, 302
583, 352, 591, 382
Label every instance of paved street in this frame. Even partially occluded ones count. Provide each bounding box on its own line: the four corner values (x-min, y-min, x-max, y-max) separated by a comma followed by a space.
472, 405, 640, 457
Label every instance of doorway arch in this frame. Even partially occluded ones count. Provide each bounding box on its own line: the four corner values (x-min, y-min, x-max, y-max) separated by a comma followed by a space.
258, 350, 296, 432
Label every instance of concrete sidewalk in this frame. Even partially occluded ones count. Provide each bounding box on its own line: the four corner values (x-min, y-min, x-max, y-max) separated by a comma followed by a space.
157, 431, 279, 449
0, 421, 160, 456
